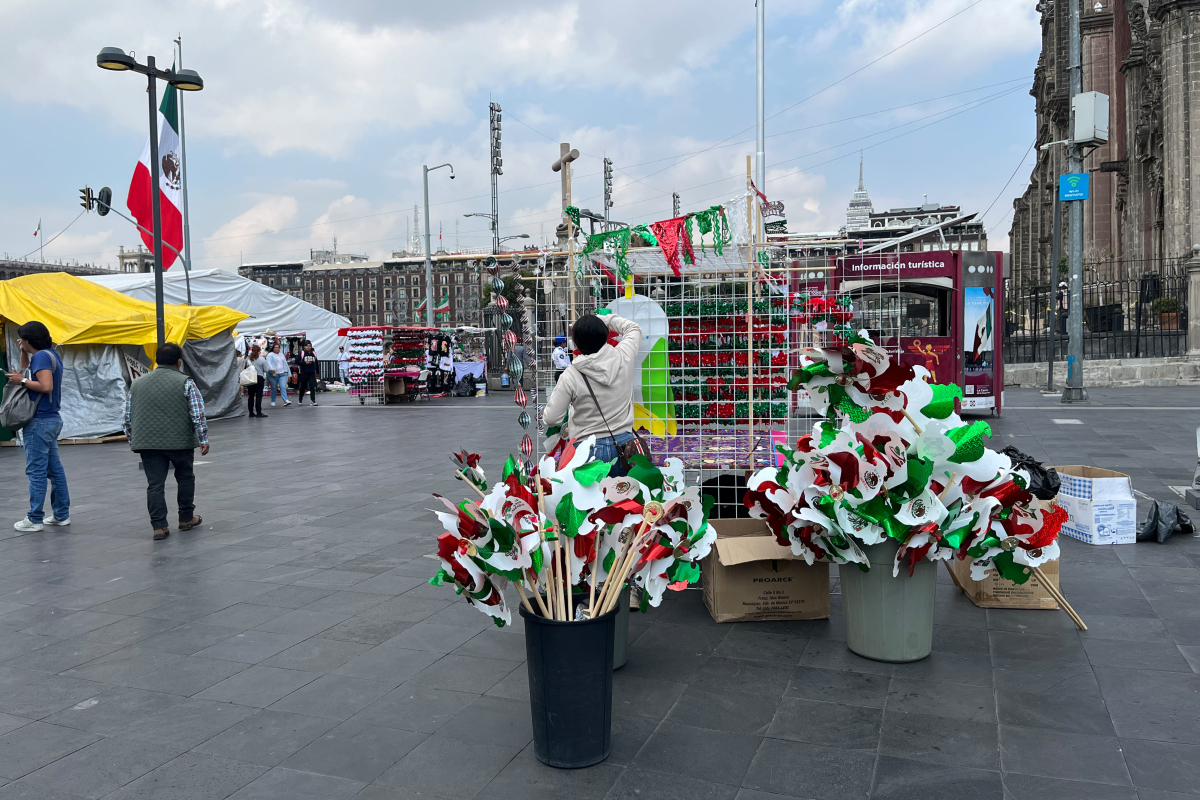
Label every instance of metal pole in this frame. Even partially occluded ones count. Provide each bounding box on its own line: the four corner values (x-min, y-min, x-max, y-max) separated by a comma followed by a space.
1049, 180, 1061, 391
756, 0, 766, 204
423, 165, 434, 329
1062, 0, 1088, 403
175, 35, 193, 305
147, 56, 166, 348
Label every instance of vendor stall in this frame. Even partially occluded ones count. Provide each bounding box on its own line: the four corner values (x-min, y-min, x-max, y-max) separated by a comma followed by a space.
0, 272, 247, 439
385, 326, 434, 402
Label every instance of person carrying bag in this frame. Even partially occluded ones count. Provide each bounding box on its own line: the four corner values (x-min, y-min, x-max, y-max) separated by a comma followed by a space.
543, 311, 647, 477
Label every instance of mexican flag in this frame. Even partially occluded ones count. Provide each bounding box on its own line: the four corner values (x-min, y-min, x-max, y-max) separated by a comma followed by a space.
971, 302, 993, 361
415, 297, 427, 313
434, 296, 450, 313
127, 81, 183, 269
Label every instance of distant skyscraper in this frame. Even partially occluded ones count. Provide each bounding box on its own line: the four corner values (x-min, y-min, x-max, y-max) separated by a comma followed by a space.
845, 154, 873, 231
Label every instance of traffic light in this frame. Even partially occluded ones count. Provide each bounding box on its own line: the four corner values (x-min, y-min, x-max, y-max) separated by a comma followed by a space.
603, 158, 613, 211
79, 186, 95, 211
96, 186, 112, 217
489, 102, 502, 176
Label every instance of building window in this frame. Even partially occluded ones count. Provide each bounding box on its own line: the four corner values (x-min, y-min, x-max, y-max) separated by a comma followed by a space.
343, 279, 350, 289
384, 288, 391, 299
357, 291, 364, 299
371, 302, 377, 312
440, 274, 448, 285
370, 290, 376, 299
383, 277, 391, 287
343, 291, 350, 300
397, 288, 406, 298
356, 278, 363, 289
455, 273, 464, 284
441, 286, 449, 297
370, 314, 377, 323
385, 313, 393, 323
370, 277, 377, 288
305, 280, 311, 290
268, 278, 276, 287
316, 279, 324, 289
455, 285, 462, 295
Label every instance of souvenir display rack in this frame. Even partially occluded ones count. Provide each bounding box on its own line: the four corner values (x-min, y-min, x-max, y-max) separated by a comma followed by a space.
342, 326, 390, 405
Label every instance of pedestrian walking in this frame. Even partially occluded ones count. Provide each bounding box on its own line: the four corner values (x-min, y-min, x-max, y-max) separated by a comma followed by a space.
244, 344, 268, 418
265, 344, 291, 407
124, 342, 208, 541
551, 335, 571, 383
337, 346, 349, 383
5, 321, 70, 532
294, 341, 320, 406
543, 312, 642, 478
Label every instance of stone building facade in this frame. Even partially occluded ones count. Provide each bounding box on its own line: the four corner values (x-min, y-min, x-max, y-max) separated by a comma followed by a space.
1010, 0, 1200, 294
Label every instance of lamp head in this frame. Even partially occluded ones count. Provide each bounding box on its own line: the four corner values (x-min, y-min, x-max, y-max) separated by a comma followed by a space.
97, 47, 135, 71
170, 68, 204, 91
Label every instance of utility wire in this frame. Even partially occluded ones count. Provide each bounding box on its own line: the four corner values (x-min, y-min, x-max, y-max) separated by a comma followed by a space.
16, 211, 86, 261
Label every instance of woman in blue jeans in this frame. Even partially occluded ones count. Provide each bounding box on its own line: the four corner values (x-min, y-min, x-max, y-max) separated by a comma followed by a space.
4, 321, 70, 532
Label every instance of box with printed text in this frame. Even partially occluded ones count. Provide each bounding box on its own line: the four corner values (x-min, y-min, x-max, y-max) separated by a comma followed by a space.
1051, 465, 1137, 545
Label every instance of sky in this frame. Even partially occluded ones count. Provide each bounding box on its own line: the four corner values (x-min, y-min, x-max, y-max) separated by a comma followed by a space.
0, 0, 1041, 272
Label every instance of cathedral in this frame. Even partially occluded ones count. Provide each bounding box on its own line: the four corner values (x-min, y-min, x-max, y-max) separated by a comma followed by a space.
1009, 0, 1200, 296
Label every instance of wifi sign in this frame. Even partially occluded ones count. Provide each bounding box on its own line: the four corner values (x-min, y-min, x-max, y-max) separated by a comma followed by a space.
1059, 173, 1090, 201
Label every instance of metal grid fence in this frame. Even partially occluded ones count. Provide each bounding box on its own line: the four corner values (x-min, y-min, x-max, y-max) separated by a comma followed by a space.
1003, 258, 1189, 363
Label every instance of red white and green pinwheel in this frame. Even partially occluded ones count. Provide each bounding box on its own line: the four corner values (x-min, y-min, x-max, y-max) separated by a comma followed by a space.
429, 437, 717, 626
748, 337, 1067, 586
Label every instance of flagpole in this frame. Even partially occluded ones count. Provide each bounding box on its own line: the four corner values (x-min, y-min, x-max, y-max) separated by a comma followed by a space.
174, 35, 193, 306
146, 55, 167, 348
37, 221, 43, 264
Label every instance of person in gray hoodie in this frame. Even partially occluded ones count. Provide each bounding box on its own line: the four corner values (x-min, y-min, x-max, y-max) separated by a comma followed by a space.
543, 312, 641, 477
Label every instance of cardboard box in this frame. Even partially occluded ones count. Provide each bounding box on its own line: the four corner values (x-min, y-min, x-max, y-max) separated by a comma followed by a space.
701, 518, 830, 623
1052, 465, 1137, 545
947, 556, 1060, 610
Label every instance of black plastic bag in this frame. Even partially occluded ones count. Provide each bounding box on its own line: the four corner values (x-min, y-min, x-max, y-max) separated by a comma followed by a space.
1000, 445, 1061, 500
700, 473, 751, 519
1138, 501, 1195, 543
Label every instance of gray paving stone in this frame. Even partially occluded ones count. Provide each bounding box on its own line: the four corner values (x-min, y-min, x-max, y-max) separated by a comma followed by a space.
195, 665, 320, 708
0, 722, 100, 781
192, 709, 336, 766
118, 698, 257, 750
879, 709, 999, 770
870, 755, 1002, 799
474, 745, 621, 800
634, 721, 760, 787
41, 686, 182, 735
102, 752, 265, 800
137, 624, 242, 656
1001, 773, 1138, 800
267, 675, 389, 720
61, 645, 183, 684
999, 725, 1132, 786
331, 646, 439, 688
1119, 738, 1200, 794
193, 631, 309, 664
766, 696, 882, 749
2, 639, 123, 675
350, 685, 476, 733
743, 738, 875, 799
253, 610, 348, 638
281, 720, 426, 783
0, 677, 106, 721
259, 639, 371, 673
225, 767, 363, 800
666, 684, 780, 735
125, 656, 248, 697
0, 780, 88, 799
22, 735, 186, 799
373, 734, 518, 797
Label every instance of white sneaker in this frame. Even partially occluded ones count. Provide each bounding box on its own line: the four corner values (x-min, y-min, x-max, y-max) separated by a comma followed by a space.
14, 518, 43, 532
45, 517, 70, 526
284, 401, 291, 406
270, 402, 276, 407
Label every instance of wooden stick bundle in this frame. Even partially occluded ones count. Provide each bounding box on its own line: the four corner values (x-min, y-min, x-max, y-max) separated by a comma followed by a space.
1033, 566, 1087, 630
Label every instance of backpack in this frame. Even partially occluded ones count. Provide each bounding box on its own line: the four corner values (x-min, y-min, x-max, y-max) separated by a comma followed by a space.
0, 350, 58, 432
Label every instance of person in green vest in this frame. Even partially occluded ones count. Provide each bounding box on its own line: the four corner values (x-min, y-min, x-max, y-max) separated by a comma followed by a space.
123, 342, 209, 541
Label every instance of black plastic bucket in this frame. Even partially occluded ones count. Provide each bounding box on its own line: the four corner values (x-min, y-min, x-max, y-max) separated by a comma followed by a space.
521, 600, 617, 768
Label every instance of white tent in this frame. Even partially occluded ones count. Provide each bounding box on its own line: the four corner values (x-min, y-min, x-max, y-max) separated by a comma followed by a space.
86, 269, 351, 359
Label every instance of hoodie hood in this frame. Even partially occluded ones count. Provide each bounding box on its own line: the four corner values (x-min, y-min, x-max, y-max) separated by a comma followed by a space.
572, 344, 623, 385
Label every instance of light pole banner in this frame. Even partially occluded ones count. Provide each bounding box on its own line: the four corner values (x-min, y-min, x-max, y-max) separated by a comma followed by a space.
127, 82, 184, 269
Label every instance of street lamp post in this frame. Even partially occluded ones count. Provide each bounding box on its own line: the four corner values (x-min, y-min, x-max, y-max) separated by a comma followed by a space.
423, 163, 454, 329
498, 234, 530, 249
96, 47, 203, 348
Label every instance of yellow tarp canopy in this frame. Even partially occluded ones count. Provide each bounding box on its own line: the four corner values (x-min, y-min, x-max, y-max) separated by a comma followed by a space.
0, 272, 247, 346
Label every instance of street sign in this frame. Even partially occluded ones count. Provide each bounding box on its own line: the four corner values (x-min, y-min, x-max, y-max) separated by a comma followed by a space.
1060, 173, 1089, 201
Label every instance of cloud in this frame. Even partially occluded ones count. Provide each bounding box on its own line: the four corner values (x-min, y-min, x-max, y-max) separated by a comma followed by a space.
0, 0, 774, 158
202, 195, 298, 264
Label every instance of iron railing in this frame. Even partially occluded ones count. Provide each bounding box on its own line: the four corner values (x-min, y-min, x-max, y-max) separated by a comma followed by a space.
1003, 259, 1188, 363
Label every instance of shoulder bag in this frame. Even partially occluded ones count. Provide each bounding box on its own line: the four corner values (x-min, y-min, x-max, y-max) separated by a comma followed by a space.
239, 362, 258, 386
0, 350, 58, 432
579, 372, 650, 472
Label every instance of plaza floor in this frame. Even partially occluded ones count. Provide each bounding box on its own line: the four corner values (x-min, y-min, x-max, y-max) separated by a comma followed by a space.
0, 387, 1194, 799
